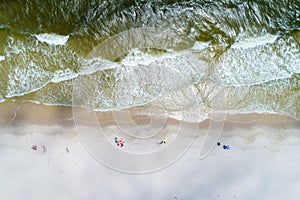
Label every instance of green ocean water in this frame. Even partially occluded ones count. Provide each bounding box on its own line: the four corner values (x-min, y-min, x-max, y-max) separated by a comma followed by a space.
0, 0, 299, 121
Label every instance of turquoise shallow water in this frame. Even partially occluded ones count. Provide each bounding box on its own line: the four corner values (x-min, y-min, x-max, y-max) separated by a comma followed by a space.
0, 0, 299, 121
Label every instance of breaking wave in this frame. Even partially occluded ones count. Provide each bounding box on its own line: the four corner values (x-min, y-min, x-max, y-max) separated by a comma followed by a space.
0, 0, 299, 121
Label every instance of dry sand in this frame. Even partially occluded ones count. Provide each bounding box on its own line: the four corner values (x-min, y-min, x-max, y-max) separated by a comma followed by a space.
0, 101, 300, 200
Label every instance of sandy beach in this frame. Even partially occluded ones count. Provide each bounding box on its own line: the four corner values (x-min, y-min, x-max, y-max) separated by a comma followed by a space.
0, 102, 299, 200
1, 1, 299, 199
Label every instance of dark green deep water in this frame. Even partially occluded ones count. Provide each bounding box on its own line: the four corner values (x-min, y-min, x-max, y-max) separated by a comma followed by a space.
0, 0, 299, 121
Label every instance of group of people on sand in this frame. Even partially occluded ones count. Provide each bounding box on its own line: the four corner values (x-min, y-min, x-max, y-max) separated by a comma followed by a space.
31, 144, 70, 153
157, 139, 167, 146
115, 137, 125, 147
217, 142, 230, 150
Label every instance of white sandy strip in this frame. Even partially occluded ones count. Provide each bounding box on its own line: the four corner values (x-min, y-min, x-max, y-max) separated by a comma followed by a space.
0, 124, 299, 200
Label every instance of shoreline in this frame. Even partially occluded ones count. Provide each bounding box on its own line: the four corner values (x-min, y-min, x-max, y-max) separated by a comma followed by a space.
0, 101, 299, 128
1, 100, 299, 150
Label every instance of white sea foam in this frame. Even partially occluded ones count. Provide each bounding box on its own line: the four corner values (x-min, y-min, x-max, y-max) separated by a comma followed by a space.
0, 55, 5, 61
190, 41, 210, 51
120, 49, 175, 67
6, 65, 52, 98
213, 34, 300, 86
0, 24, 8, 29
79, 58, 118, 76
34, 33, 69, 46
52, 69, 78, 83
232, 33, 278, 49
